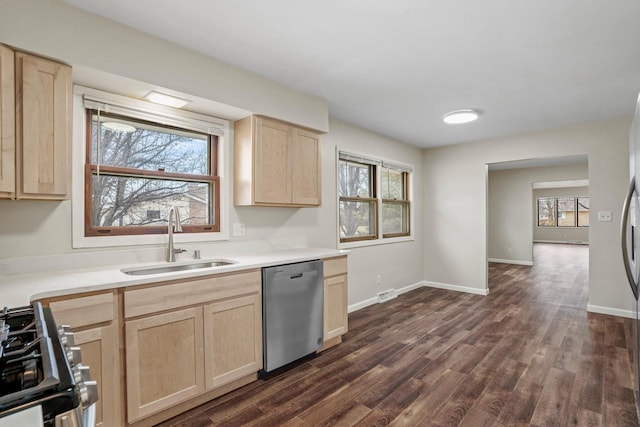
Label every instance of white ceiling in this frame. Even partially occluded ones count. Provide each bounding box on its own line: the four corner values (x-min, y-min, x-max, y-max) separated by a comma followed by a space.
61, 0, 640, 148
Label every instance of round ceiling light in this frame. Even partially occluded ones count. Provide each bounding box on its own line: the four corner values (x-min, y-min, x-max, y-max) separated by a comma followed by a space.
101, 121, 137, 133
442, 109, 480, 124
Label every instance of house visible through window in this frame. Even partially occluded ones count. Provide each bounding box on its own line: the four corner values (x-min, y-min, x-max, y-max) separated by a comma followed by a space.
338, 151, 412, 244
537, 196, 588, 228
85, 110, 220, 237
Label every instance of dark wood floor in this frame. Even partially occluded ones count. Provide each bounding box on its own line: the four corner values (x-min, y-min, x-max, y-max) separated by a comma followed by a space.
158, 244, 639, 426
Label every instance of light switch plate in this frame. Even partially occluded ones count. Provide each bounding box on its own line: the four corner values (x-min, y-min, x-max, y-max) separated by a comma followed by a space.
597, 211, 612, 222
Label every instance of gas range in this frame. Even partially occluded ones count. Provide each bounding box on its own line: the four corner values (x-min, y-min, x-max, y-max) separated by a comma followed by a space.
0, 303, 98, 426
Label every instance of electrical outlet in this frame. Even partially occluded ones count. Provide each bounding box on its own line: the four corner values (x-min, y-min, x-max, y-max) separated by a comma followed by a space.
376, 275, 382, 285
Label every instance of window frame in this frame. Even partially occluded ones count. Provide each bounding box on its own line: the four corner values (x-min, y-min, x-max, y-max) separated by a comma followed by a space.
536, 196, 589, 229
556, 197, 576, 227
577, 197, 590, 227
338, 159, 378, 243
72, 86, 231, 249
84, 110, 221, 237
380, 167, 411, 238
337, 149, 413, 248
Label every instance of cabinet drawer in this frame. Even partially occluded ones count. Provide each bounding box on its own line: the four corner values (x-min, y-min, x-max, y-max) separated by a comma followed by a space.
324, 256, 347, 278
125, 270, 261, 318
48, 293, 115, 327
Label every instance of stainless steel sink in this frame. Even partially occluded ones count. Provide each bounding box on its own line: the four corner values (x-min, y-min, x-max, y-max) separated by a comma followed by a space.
121, 260, 236, 276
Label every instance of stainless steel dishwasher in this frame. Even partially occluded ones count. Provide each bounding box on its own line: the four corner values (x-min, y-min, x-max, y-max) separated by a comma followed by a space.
261, 259, 324, 374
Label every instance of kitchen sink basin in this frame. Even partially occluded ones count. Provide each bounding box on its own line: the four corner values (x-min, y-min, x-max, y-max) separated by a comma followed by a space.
121, 260, 236, 276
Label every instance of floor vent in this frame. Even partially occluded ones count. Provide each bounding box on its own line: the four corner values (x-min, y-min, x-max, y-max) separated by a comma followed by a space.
377, 289, 398, 303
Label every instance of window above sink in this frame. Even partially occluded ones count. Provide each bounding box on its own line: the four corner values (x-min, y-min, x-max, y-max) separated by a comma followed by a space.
71, 86, 231, 249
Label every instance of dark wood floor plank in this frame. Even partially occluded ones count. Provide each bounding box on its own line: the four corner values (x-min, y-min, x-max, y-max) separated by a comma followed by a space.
388, 369, 466, 426
529, 367, 576, 426
157, 244, 638, 427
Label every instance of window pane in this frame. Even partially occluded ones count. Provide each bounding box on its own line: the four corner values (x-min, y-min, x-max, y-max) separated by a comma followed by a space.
578, 197, 589, 227
381, 168, 404, 200
91, 113, 209, 175
538, 198, 556, 227
339, 200, 376, 239
90, 174, 211, 227
557, 197, 576, 227
338, 160, 372, 198
382, 202, 409, 235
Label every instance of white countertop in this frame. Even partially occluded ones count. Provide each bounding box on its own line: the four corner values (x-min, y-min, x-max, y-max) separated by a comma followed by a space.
0, 247, 347, 308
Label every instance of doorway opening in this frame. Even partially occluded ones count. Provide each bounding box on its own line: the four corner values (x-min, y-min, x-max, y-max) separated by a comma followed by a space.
486, 154, 589, 302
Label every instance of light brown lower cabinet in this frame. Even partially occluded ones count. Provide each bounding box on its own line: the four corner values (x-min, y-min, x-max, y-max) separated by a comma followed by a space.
45, 293, 121, 427
125, 307, 205, 423
322, 256, 349, 349
73, 325, 119, 427
123, 270, 263, 424
204, 294, 262, 390
39, 260, 347, 426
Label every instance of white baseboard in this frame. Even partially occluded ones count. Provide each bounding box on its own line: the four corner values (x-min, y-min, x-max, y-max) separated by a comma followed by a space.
347, 281, 435, 313
533, 240, 589, 245
348, 297, 378, 313
396, 281, 425, 295
488, 258, 533, 266
587, 304, 634, 319
424, 280, 490, 296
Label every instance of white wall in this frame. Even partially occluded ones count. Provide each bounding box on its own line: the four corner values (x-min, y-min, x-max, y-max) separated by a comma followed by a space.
320, 120, 424, 307
532, 186, 589, 244
423, 118, 632, 315
0, 0, 328, 132
0, 0, 632, 316
488, 163, 588, 264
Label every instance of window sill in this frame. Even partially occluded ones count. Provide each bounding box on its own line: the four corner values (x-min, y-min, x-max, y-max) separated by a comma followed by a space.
338, 235, 414, 250
72, 230, 229, 249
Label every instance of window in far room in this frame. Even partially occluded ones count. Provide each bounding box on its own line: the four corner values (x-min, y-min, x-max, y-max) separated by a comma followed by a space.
577, 197, 589, 227
537, 196, 589, 228
557, 197, 575, 227
538, 197, 556, 227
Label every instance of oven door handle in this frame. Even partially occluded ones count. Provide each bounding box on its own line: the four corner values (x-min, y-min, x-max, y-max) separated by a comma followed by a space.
621, 177, 639, 299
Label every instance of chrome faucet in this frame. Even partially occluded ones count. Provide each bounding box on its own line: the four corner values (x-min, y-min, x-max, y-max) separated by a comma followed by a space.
167, 207, 186, 262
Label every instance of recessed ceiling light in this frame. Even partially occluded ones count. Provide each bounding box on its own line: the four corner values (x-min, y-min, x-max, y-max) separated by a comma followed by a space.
442, 109, 480, 124
144, 90, 191, 108
101, 121, 136, 133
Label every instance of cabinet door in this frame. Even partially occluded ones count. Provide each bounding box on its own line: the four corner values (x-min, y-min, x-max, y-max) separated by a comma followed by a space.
204, 294, 262, 390
125, 307, 204, 423
254, 117, 291, 204
291, 127, 321, 206
0, 45, 14, 197
48, 293, 121, 427
15, 51, 71, 199
74, 326, 119, 427
324, 275, 349, 342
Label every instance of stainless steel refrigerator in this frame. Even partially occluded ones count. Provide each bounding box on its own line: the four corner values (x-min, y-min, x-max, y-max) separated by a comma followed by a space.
621, 92, 640, 419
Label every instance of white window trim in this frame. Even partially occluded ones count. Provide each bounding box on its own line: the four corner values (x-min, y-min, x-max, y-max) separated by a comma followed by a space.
336, 148, 415, 249
72, 86, 230, 249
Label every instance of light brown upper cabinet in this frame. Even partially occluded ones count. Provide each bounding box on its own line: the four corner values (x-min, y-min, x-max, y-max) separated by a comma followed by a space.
234, 116, 321, 207
0, 44, 72, 200
0, 45, 15, 197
